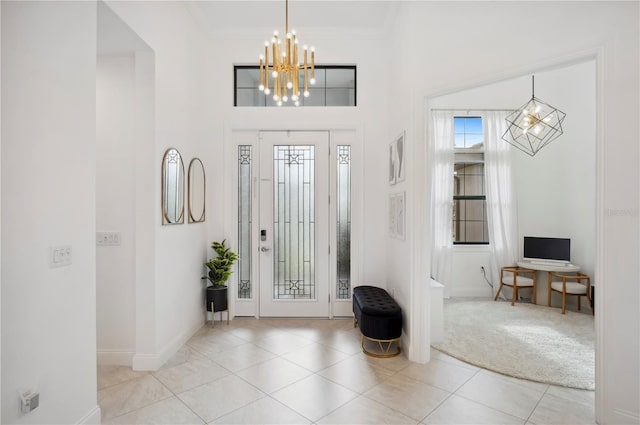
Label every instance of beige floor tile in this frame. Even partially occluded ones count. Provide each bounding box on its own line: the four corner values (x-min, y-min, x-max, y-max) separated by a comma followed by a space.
97, 365, 150, 390
455, 371, 546, 420
235, 357, 313, 393
177, 375, 265, 423
528, 393, 596, 425
227, 326, 290, 343
186, 332, 248, 357
152, 358, 229, 394
317, 329, 364, 355
210, 396, 312, 424
545, 385, 595, 406
271, 374, 358, 422
211, 343, 277, 372
422, 394, 524, 424
282, 342, 352, 372
319, 356, 394, 394
479, 369, 550, 393
317, 395, 417, 424
104, 396, 204, 424
363, 374, 450, 421
98, 375, 173, 420
399, 358, 478, 392
254, 332, 316, 355
429, 348, 480, 372
356, 351, 412, 373
160, 345, 209, 369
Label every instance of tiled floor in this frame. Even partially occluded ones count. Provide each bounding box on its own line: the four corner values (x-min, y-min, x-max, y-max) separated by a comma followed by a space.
98, 318, 596, 424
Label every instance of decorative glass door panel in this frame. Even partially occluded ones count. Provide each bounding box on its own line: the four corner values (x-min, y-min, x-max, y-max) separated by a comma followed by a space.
259, 132, 329, 317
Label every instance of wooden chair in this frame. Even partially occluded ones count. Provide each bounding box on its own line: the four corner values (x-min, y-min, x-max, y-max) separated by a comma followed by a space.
548, 272, 593, 315
494, 266, 537, 306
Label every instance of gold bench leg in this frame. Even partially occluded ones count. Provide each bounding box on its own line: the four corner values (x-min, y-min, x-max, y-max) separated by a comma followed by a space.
361, 334, 401, 358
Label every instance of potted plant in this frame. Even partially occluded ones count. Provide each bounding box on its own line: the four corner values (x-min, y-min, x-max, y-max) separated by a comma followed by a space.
203, 240, 238, 323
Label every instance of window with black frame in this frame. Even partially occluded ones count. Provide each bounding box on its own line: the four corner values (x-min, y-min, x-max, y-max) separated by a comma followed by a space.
234, 65, 356, 107
453, 116, 489, 244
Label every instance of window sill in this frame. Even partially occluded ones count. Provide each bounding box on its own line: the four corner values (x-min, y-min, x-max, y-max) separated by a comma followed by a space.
452, 244, 491, 253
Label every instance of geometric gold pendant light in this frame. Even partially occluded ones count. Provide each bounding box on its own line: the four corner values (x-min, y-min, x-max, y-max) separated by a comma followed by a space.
502, 76, 566, 156
258, 0, 316, 106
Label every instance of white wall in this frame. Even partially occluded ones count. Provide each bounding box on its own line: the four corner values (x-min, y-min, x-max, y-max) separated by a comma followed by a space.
96, 54, 137, 364
105, 1, 214, 369
1, 1, 100, 423
204, 24, 392, 314
388, 2, 638, 422
430, 61, 597, 304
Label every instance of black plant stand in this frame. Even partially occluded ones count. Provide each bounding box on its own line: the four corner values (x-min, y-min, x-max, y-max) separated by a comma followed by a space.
206, 286, 229, 327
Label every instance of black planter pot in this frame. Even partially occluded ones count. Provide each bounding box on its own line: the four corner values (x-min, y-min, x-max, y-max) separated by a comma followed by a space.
206, 286, 228, 312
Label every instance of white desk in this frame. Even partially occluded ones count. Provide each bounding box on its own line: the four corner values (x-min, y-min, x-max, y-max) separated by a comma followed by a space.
516, 261, 580, 273
517, 261, 581, 305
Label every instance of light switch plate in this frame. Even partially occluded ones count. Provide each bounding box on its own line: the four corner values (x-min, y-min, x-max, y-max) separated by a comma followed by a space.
50, 246, 72, 268
96, 232, 121, 246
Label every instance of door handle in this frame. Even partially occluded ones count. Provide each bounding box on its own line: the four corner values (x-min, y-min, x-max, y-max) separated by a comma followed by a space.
260, 246, 271, 252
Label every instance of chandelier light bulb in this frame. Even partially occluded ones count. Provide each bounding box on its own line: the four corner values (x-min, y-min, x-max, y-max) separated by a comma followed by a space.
283, 95, 288, 102
274, 30, 279, 36
259, 84, 265, 91
277, 100, 283, 106
310, 78, 316, 85
534, 125, 542, 135
272, 70, 278, 78
287, 81, 293, 89
273, 94, 279, 101
304, 90, 309, 97
292, 94, 298, 101
264, 88, 271, 95
295, 100, 300, 106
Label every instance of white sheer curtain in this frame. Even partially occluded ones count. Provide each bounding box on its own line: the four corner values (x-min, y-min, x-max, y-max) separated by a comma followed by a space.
431, 111, 455, 292
484, 111, 519, 298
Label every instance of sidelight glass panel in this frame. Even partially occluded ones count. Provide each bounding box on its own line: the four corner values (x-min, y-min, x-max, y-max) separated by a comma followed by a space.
238, 146, 252, 298
336, 146, 351, 300
273, 145, 316, 299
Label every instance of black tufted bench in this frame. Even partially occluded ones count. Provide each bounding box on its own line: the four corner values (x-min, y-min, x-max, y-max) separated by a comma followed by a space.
353, 285, 402, 357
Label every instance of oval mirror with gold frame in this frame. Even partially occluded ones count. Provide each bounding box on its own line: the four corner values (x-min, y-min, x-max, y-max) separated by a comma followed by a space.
188, 158, 206, 223
162, 147, 185, 225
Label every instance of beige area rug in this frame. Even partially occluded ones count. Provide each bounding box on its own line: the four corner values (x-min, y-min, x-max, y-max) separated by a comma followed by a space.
432, 298, 595, 390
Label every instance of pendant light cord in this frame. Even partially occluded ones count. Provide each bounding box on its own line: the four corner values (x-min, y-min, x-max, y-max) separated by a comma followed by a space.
285, 0, 289, 34
532, 75, 535, 97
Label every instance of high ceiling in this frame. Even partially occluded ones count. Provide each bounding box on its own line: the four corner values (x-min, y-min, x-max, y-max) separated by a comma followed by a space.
186, 1, 398, 37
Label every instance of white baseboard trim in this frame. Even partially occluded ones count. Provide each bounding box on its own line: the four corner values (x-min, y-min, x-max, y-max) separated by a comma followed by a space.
132, 319, 203, 371
132, 353, 158, 371
610, 408, 640, 424
401, 331, 412, 361
76, 405, 101, 424
97, 349, 134, 366
450, 286, 493, 298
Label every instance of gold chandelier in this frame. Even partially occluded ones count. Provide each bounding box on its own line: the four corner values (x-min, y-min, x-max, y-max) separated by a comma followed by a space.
258, 0, 315, 106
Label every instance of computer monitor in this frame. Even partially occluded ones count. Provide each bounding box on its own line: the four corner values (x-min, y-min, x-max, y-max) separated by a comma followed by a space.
523, 236, 571, 263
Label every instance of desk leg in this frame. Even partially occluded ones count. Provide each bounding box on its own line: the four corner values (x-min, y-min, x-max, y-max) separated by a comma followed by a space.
547, 272, 553, 307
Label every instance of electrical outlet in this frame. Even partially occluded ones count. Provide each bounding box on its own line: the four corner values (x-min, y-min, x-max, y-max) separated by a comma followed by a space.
20, 390, 39, 413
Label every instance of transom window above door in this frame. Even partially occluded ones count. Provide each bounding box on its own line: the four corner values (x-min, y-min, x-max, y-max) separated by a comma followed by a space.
234, 65, 357, 107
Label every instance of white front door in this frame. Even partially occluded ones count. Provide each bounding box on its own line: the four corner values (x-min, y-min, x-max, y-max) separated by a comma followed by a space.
258, 131, 330, 317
